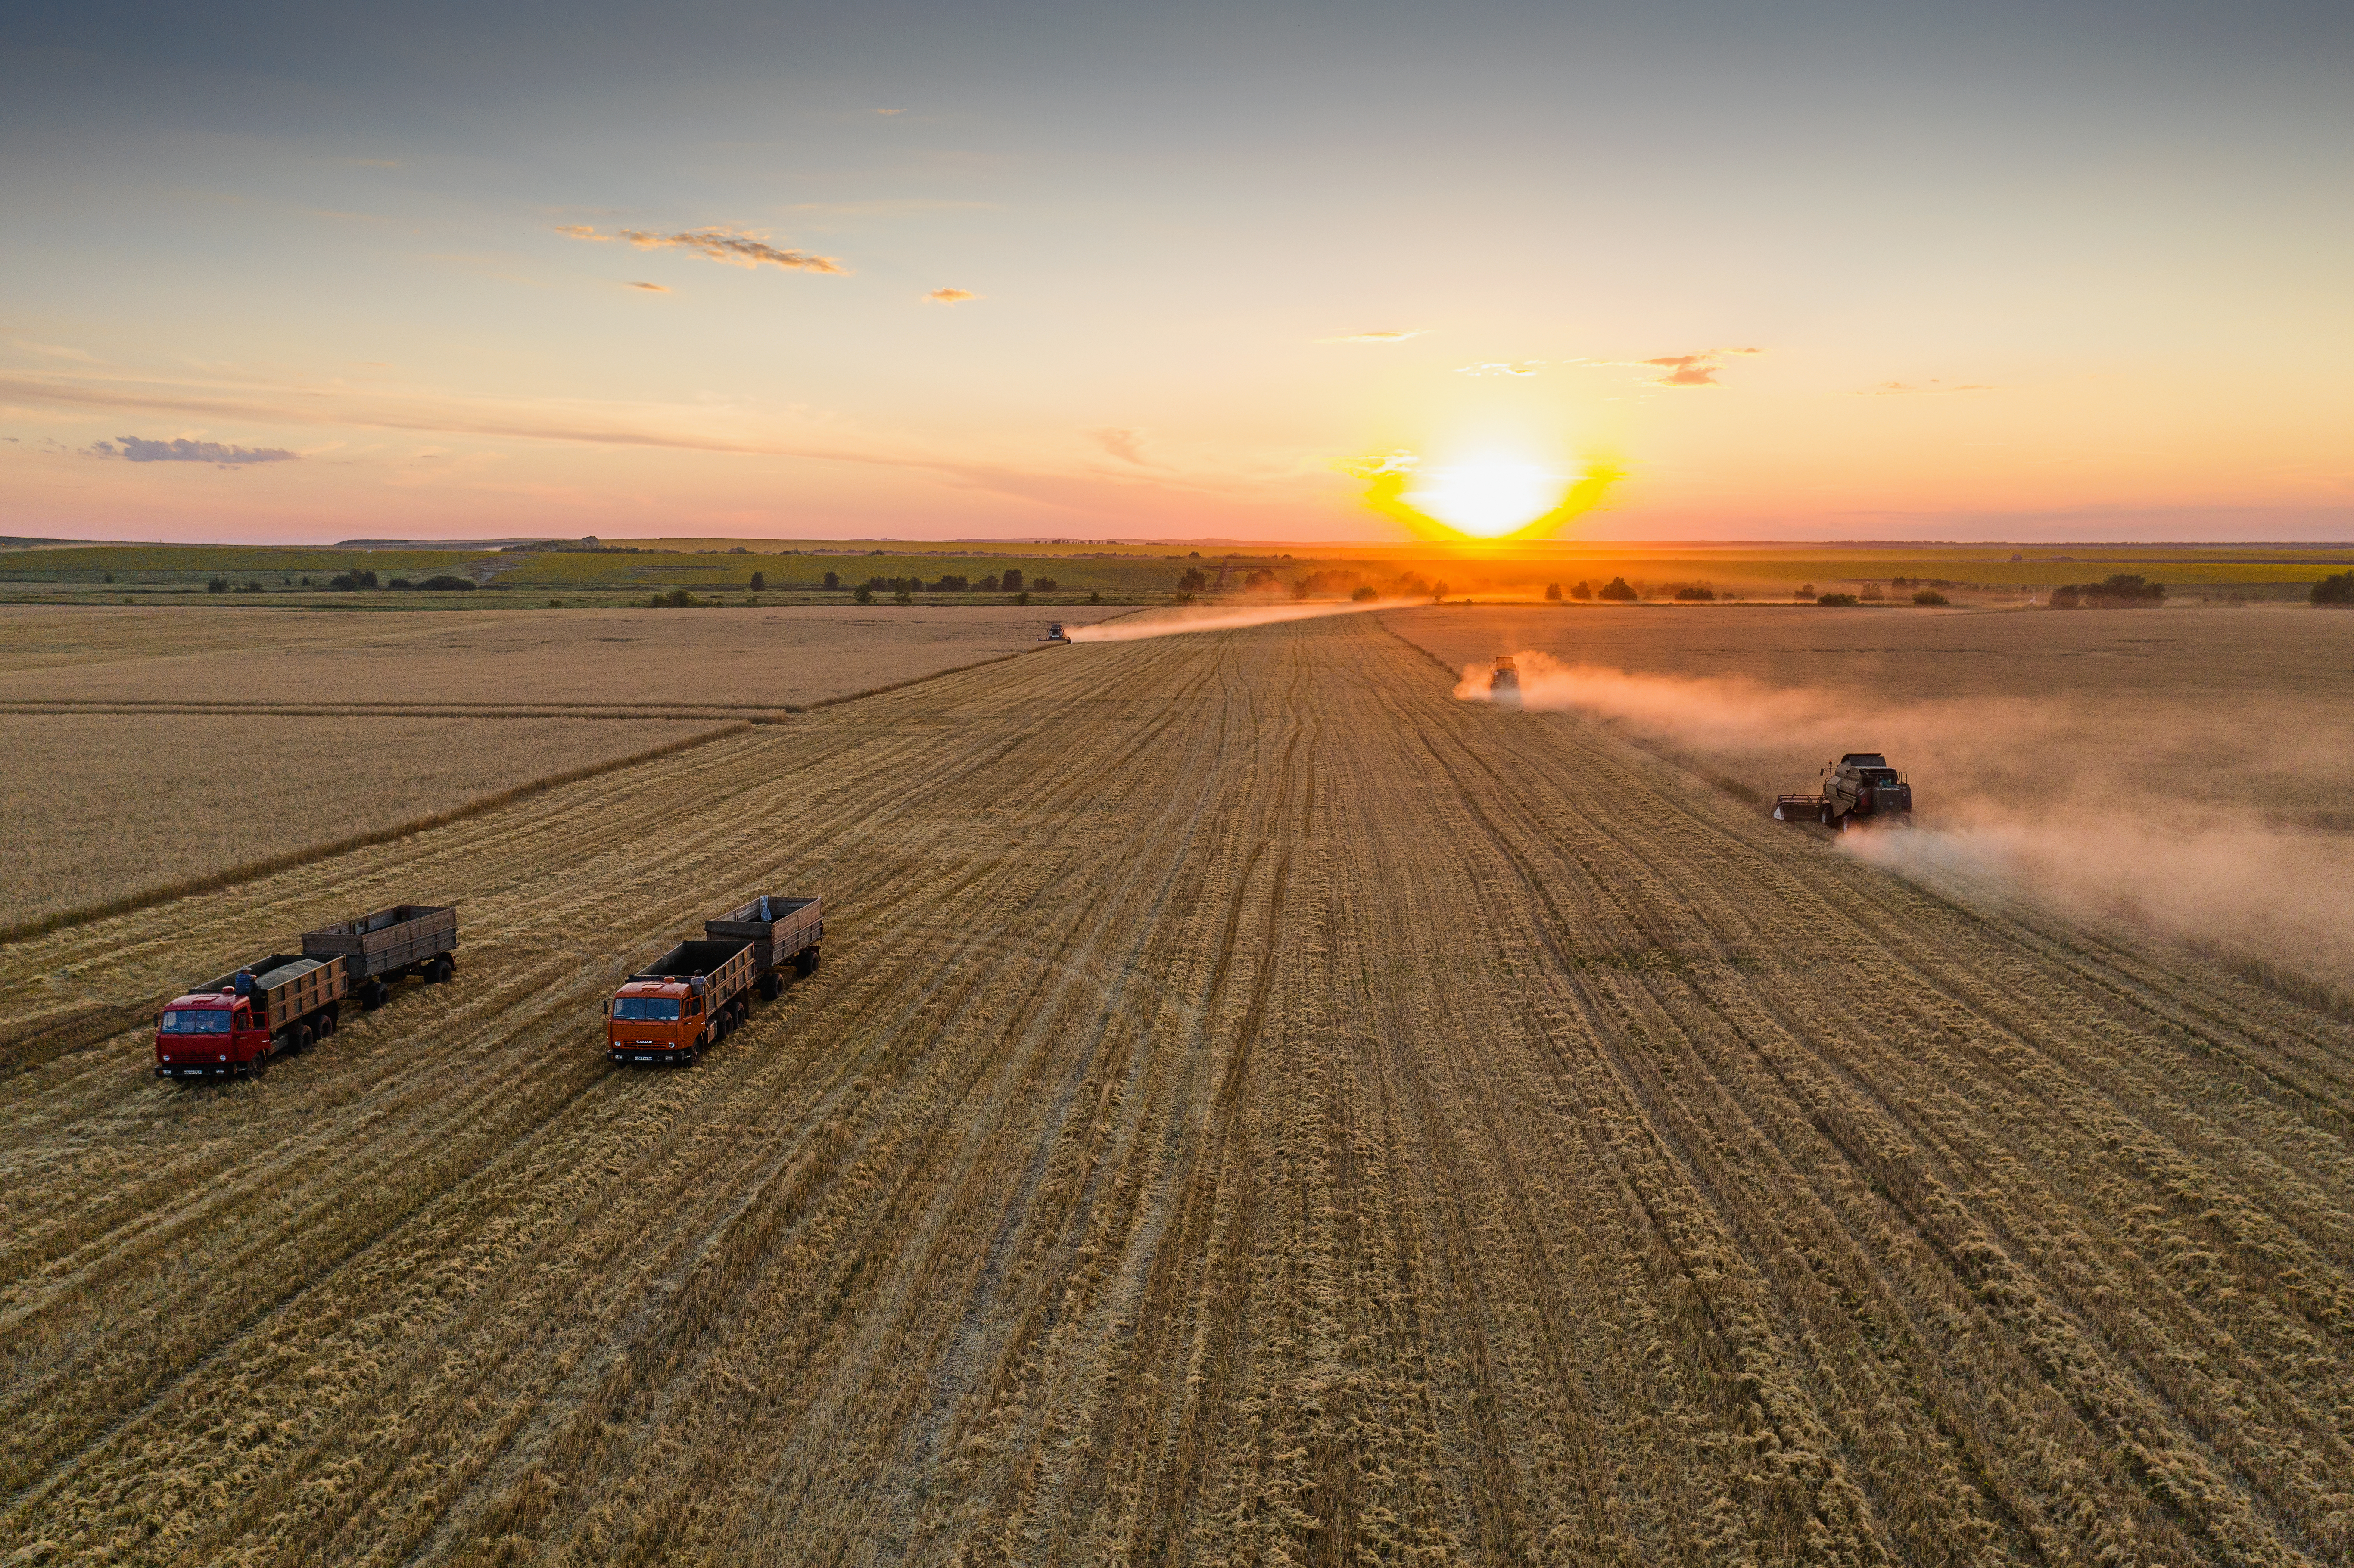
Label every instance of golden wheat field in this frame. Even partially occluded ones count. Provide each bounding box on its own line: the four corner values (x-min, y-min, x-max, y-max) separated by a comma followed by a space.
0, 604, 1119, 709
0, 604, 1117, 931
5, 613, 2353, 1565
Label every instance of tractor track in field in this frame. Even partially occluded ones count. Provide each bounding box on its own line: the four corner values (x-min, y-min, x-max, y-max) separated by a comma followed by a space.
3, 615, 2351, 1565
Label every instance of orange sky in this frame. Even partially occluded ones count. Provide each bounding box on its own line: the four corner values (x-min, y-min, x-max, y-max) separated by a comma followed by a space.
3, 1, 2348, 543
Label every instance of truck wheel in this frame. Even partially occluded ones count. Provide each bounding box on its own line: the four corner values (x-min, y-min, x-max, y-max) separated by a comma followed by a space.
248, 1051, 269, 1080
293, 1025, 314, 1055
732, 1000, 748, 1029
759, 972, 782, 1001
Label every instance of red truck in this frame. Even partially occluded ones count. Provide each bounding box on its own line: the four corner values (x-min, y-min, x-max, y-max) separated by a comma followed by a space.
153, 903, 457, 1082
607, 894, 821, 1066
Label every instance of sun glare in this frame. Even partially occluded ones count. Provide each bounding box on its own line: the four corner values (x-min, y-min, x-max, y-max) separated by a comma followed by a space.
1403, 458, 1565, 539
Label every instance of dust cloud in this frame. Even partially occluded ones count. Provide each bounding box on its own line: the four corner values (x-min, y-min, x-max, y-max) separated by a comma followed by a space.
1068, 600, 1384, 642
1458, 649, 2354, 994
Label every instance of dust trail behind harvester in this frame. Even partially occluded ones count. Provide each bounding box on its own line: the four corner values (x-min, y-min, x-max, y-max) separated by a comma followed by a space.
1069, 600, 1384, 642
1456, 648, 2354, 996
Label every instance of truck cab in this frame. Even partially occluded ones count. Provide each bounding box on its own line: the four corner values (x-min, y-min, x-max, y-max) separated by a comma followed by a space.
607, 979, 710, 1063
155, 993, 268, 1079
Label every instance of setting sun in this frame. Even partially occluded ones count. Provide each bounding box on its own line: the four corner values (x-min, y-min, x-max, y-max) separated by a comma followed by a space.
1403, 458, 1566, 539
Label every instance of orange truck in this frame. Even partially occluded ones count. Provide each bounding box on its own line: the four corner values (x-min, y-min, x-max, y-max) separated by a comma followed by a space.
606, 894, 822, 1067
154, 903, 458, 1082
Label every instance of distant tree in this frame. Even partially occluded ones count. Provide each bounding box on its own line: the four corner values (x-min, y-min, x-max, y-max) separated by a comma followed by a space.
853, 584, 875, 604
933, 575, 971, 592
1816, 592, 1859, 607
749, 570, 766, 591
1673, 586, 1714, 602
206, 577, 229, 593
418, 575, 476, 591
243, 579, 265, 592
1001, 567, 1025, 593
1351, 585, 1378, 603
1036, 576, 1058, 591
822, 570, 840, 590
1089, 589, 1102, 604
1431, 580, 1451, 601
300, 576, 310, 586
1912, 589, 1949, 605
1860, 582, 1885, 602
1188, 551, 1201, 558
2315, 571, 2354, 606
1795, 582, 1815, 598
1014, 590, 1030, 605
282, 575, 292, 585
1570, 580, 1593, 601
1597, 577, 1638, 602
893, 587, 913, 604
1178, 569, 1207, 591
1544, 582, 1562, 601
1292, 578, 1313, 600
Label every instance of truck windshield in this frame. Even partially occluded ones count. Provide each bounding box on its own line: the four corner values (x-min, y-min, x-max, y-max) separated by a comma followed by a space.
613, 997, 681, 1022
160, 1010, 231, 1033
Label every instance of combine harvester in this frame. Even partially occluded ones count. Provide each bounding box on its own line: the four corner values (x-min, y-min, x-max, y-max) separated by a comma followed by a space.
1776, 753, 1913, 831
607, 893, 822, 1067
154, 903, 458, 1081
1488, 656, 1520, 705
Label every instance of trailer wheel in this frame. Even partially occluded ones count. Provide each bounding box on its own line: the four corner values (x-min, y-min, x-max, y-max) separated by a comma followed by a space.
758, 972, 782, 1001
797, 946, 821, 977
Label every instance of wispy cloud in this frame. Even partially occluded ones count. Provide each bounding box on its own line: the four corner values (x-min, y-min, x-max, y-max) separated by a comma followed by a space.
1455, 361, 1544, 376
875, 107, 906, 115
11, 339, 99, 363
1319, 329, 1427, 344
1865, 378, 1993, 395
557, 224, 846, 274
1646, 355, 1719, 386
626, 281, 671, 293
925, 287, 976, 305
1641, 347, 1765, 387
1090, 427, 1150, 466
88, 435, 299, 465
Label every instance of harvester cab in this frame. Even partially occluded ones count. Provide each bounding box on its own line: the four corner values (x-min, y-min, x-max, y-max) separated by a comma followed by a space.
1043, 622, 1068, 642
1489, 656, 1520, 704
1774, 752, 1912, 830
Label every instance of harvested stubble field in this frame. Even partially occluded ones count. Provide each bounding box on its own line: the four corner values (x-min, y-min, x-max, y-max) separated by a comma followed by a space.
1389, 602, 2354, 995
4, 613, 2353, 1565
0, 604, 1117, 929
